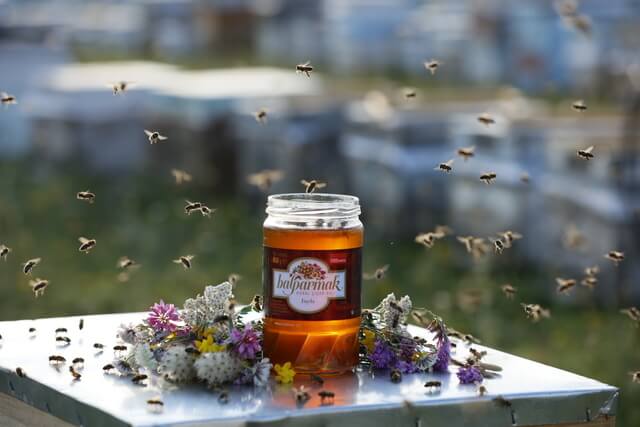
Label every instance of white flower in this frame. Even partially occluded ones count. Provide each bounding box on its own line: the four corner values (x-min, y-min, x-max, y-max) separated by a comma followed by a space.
194, 351, 242, 387
116, 323, 137, 344
158, 345, 196, 383
133, 343, 158, 371
380, 293, 412, 330
181, 282, 234, 329
252, 358, 272, 387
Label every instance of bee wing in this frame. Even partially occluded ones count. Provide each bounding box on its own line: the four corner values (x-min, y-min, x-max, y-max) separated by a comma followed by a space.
584, 145, 594, 153
144, 130, 153, 137
445, 159, 454, 167
316, 182, 327, 189
380, 264, 390, 273
78, 237, 89, 244
158, 134, 168, 141
362, 272, 374, 280
300, 179, 311, 186
302, 61, 311, 67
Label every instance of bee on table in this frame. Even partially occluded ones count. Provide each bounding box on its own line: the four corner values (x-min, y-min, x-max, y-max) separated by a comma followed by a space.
301, 179, 327, 193
1, 91, 17, 106
48, 355, 66, 366
556, 278, 577, 295
76, 190, 96, 204
254, 109, 268, 124
22, 257, 41, 275
102, 364, 115, 373
55, 327, 67, 334
572, 99, 587, 111
293, 386, 311, 406
424, 380, 442, 393
457, 146, 475, 161
500, 284, 517, 299
69, 365, 81, 381
147, 398, 164, 413
132, 374, 148, 386
480, 172, 497, 184
56, 336, 71, 346
184, 200, 202, 215
107, 81, 135, 95
144, 129, 168, 144
435, 159, 454, 173
218, 391, 229, 404
363, 264, 389, 281
247, 169, 284, 192
173, 255, 195, 270
577, 145, 594, 160
477, 113, 495, 126
604, 250, 624, 266
79, 318, 84, 330
29, 327, 37, 335
521, 303, 550, 322
0, 244, 10, 260
29, 278, 49, 298
296, 61, 313, 78
72, 358, 84, 369
424, 59, 441, 75
477, 385, 489, 396
94, 342, 105, 352
78, 237, 96, 253
171, 169, 192, 185
390, 369, 402, 383
318, 390, 335, 404
310, 374, 324, 386
113, 345, 127, 356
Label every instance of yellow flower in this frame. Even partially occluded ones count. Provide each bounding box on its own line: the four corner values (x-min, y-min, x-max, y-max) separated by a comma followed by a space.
198, 327, 217, 339
361, 330, 376, 352
195, 335, 226, 353
274, 362, 296, 384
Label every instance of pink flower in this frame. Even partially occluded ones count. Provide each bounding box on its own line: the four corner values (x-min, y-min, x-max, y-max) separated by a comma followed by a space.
228, 324, 262, 359
146, 300, 180, 332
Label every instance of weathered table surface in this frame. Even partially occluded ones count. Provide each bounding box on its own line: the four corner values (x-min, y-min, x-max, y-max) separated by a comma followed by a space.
0, 312, 617, 427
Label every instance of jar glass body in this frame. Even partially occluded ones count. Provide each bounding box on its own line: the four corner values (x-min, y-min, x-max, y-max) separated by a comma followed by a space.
262, 193, 363, 375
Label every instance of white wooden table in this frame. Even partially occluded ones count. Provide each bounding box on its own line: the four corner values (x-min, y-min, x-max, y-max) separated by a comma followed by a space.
0, 313, 618, 427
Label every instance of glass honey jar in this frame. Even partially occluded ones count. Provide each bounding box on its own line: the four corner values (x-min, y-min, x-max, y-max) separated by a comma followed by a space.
262, 193, 363, 375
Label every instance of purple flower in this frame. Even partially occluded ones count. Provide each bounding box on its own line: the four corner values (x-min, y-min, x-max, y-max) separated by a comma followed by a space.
457, 365, 483, 384
432, 337, 451, 372
146, 300, 180, 332
228, 324, 262, 359
370, 339, 396, 369
395, 359, 417, 374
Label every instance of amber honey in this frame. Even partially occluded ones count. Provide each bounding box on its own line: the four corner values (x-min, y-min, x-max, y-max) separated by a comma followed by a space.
262, 194, 363, 375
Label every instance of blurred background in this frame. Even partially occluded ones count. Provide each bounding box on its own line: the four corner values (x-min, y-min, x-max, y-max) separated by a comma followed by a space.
0, 0, 639, 424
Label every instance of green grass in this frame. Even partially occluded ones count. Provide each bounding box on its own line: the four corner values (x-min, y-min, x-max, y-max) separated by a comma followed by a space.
0, 158, 637, 425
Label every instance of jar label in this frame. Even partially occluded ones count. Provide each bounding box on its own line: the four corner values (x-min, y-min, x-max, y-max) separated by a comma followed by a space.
264, 247, 361, 320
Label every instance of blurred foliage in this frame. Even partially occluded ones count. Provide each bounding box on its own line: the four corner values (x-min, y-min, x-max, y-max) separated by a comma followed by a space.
0, 158, 638, 425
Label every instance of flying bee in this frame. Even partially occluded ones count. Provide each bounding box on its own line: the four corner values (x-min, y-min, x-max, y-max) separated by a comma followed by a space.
171, 169, 192, 185
107, 81, 135, 95
563, 224, 587, 250
16, 367, 26, 378
147, 398, 164, 413
424, 59, 441, 75
556, 278, 577, 295
520, 172, 530, 184
144, 129, 168, 144
480, 172, 497, 184
500, 284, 517, 299
49, 355, 66, 365
254, 109, 268, 124
434, 225, 453, 236
102, 364, 115, 373
318, 390, 335, 404
251, 294, 262, 312
572, 99, 587, 111
292, 386, 311, 406
29, 278, 49, 297
301, 179, 327, 193
457, 146, 475, 161
630, 371, 640, 384
55, 327, 68, 334
477, 113, 495, 126
492, 396, 512, 408
72, 358, 84, 369
173, 255, 195, 270
390, 369, 402, 383
620, 307, 640, 324
477, 385, 488, 396
457, 236, 475, 253
521, 303, 550, 322
117, 256, 137, 270
581, 275, 597, 290
184, 200, 202, 215
78, 237, 96, 253
22, 257, 41, 275
435, 159, 454, 173
424, 380, 442, 393
363, 264, 390, 281
132, 374, 148, 386
198, 205, 215, 218
415, 232, 437, 248
76, 190, 95, 204
0, 244, 10, 260
247, 169, 284, 192
56, 336, 71, 345
577, 145, 594, 160
491, 238, 505, 254
310, 374, 325, 385
228, 273, 242, 286
1, 92, 17, 105
69, 366, 81, 381
604, 250, 624, 266
584, 265, 599, 276
403, 87, 417, 99
498, 231, 522, 248
295, 61, 313, 77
